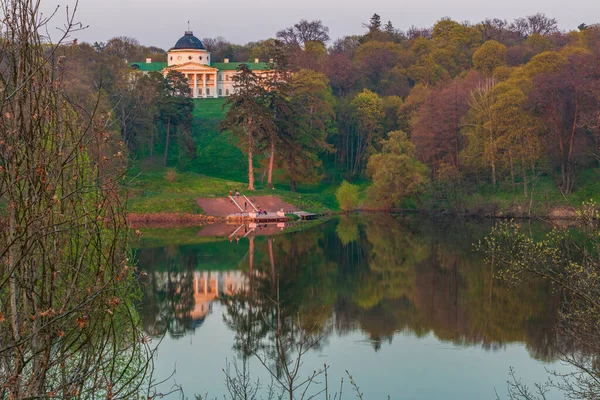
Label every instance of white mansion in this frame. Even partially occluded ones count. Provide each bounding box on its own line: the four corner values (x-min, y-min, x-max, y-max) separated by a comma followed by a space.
131, 31, 269, 99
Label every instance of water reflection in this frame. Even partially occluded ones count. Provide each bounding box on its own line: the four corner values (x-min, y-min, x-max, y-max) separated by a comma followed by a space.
138, 215, 560, 360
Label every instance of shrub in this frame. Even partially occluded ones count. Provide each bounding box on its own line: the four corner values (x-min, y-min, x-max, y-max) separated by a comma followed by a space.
336, 180, 360, 212
164, 168, 178, 182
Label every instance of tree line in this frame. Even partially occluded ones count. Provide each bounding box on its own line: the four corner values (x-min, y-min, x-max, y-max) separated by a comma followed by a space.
57, 13, 600, 207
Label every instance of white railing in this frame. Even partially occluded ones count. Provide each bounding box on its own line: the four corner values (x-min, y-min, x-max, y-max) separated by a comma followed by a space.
229, 224, 245, 238
229, 196, 244, 212
243, 195, 259, 212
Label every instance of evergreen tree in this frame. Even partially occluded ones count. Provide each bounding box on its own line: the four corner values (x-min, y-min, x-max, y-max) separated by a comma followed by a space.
155, 70, 194, 166
221, 64, 275, 190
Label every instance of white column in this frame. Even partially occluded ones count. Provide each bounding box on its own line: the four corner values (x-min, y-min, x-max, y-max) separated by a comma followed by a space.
202, 74, 207, 98
193, 73, 198, 98
214, 73, 218, 98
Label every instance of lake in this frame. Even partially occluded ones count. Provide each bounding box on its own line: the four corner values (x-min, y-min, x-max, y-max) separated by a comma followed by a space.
136, 214, 574, 399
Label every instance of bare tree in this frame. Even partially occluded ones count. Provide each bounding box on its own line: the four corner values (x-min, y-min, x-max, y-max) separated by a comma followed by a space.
105, 35, 142, 60
0, 1, 151, 398
510, 13, 559, 37
483, 213, 600, 400
276, 20, 330, 48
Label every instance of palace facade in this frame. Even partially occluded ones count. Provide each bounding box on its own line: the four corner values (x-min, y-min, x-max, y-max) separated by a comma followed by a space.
131, 31, 269, 99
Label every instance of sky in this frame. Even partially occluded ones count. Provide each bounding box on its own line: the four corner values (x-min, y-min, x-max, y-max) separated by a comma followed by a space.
40, 0, 600, 49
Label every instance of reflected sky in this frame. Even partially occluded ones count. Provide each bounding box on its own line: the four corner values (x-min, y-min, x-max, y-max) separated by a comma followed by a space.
153, 302, 572, 399
136, 216, 577, 398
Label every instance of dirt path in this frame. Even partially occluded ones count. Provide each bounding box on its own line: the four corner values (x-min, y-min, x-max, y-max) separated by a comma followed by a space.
196, 196, 297, 217
196, 197, 242, 216
245, 196, 297, 212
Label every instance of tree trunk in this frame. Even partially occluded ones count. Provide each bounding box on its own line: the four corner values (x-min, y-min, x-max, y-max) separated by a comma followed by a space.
489, 126, 496, 189
595, 128, 600, 166
509, 149, 515, 191
268, 238, 276, 284
150, 125, 154, 161
521, 149, 528, 197
249, 236, 254, 276
164, 119, 171, 167
267, 136, 275, 188
289, 152, 297, 192
247, 117, 255, 190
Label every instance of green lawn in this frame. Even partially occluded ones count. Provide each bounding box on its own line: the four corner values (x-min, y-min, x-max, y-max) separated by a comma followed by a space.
126, 169, 339, 214
192, 98, 228, 118
417, 169, 600, 216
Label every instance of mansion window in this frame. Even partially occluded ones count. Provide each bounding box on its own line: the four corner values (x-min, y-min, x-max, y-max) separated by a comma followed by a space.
199, 56, 203, 60
225, 89, 229, 95
207, 88, 210, 95
219, 89, 222, 96
218, 75, 222, 81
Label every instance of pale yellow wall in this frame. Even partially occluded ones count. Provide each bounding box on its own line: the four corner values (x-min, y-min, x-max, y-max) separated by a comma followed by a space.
167, 49, 210, 67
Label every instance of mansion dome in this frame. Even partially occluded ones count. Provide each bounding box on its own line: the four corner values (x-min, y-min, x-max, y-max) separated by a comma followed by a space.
132, 29, 268, 99
171, 31, 205, 51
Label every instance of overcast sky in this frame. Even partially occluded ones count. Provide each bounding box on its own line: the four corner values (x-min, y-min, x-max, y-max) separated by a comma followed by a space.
40, 0, 599, 49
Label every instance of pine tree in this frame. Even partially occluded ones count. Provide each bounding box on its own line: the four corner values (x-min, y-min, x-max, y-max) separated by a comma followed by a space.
221, 64, 275, 190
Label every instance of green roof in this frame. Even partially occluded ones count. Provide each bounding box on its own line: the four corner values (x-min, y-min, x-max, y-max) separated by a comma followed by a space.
130, 62, 167, 72
130, 61, 269, 72
211, 62, 270, 71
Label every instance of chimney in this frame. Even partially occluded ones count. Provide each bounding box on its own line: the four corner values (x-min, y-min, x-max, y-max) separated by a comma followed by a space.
269, 58, 274, 64
224, 58, 229, 63
254, 58, 259, 63
146, 58, 152, 64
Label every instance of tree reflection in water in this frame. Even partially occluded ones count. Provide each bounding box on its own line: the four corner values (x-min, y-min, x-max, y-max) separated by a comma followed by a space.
138, 215, 561, 361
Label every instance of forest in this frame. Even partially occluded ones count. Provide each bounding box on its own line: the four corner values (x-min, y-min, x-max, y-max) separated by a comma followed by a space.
58, 13, 600, 212
2, 4, 600, 397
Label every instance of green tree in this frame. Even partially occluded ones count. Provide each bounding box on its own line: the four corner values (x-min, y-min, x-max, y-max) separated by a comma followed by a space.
431, 18, 482, 75
473, 40, 508, 76
156, 70, 194, 166
349, 89, 384, 176
463, 78, 499, 188
221, 64, 275, 190
336, 180, 361, 211
262, 41, 293, 188
278, 69, 334, 191
492, 84, 542, 196
366, 131, 429, 209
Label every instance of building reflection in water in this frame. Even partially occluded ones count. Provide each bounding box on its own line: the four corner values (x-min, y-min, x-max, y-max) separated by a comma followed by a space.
190, 270, 247, 321
142, 269, 248, 338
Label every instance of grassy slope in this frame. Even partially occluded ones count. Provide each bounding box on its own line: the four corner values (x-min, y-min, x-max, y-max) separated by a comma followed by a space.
413, 169, 600, 216
128, 98, 338, 214
127, 170, 338, 214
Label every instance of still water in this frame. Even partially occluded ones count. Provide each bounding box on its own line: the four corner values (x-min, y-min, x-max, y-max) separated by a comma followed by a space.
136, 215, 573, 399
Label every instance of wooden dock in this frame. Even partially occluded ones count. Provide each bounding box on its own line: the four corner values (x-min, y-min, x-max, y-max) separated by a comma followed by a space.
227, 211, 289, 222
225, 196, 319, 222
294, 211, 319, 220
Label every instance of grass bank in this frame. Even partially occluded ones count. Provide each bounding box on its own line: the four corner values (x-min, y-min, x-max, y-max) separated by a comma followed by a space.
413, 169, 600, 218
126, 168, 339, 215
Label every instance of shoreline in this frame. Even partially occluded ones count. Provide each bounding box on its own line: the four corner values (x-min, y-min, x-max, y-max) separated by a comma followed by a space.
127, 213, 222, 228
127, 204, 581, 229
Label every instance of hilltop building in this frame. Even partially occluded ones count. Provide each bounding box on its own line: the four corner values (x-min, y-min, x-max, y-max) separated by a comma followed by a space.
131, 30, 269, 99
